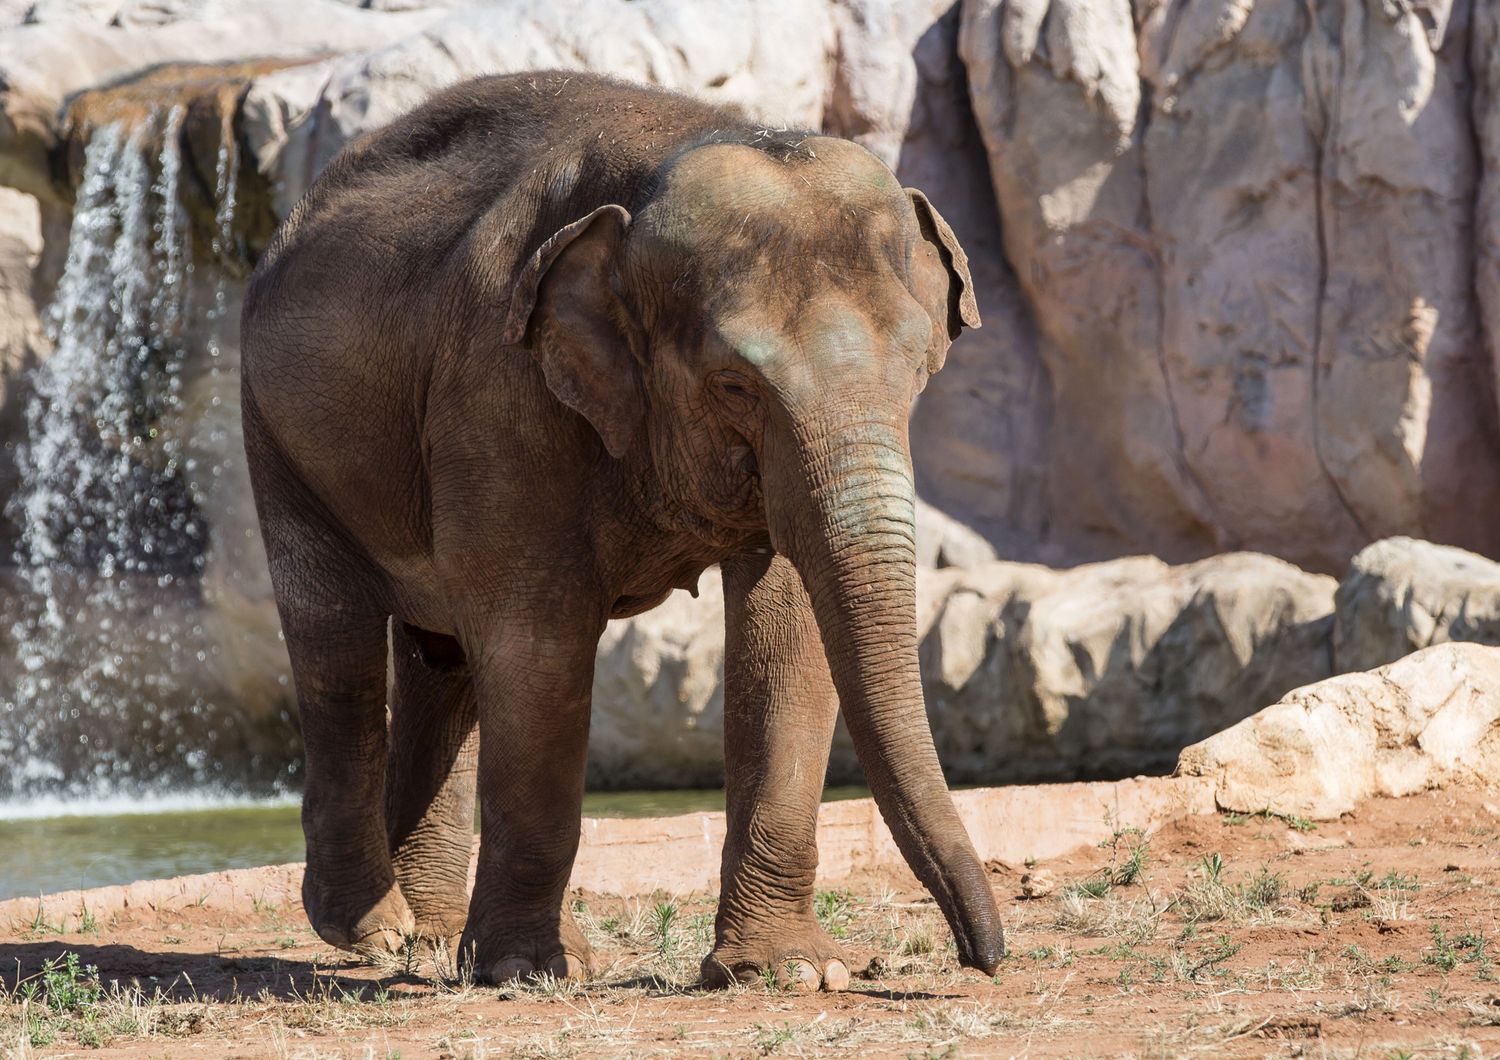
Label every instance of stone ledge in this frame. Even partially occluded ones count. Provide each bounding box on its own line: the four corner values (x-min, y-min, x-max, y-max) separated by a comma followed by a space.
0, 774, 1216, 933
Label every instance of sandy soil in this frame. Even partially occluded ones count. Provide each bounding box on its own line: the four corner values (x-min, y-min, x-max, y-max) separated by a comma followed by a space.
3, 787, 1499, 1058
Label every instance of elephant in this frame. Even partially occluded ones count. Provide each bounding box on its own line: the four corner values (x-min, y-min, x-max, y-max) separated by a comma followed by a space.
240, 70, 1004, 990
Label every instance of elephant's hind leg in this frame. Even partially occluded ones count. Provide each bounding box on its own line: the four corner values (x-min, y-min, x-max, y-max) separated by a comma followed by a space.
703, 552, 849, 992
246, 411, 414, 957
386, 622, 479, 954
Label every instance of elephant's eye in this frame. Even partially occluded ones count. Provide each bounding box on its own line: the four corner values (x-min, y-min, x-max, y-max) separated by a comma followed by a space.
707, 371, 758, 416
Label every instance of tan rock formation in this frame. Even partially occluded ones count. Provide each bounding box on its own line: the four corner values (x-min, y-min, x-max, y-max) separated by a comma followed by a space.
1177, 642, 1500, 819
0, 0, 448, 200
586, 551, 1335, 788
1333, 536, 1500, 672
0, 185, 46, 553
902, 550, 1335, 784
958, 0, 1500, 572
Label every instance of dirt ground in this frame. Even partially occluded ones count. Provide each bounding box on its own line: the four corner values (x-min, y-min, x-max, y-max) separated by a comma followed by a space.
2, 787, 1498, 1058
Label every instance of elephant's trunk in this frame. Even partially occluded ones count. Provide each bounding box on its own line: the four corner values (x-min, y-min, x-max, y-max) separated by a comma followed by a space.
760, 402, 1004, 974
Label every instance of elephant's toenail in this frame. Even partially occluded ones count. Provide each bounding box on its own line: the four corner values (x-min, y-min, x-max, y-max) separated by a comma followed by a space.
822, 960, 851, 991
353, 927, 404, 956
698, 954, 736, 989
779, 959, 821, 991
492, 957, 535, 982
546, 953, 587, 980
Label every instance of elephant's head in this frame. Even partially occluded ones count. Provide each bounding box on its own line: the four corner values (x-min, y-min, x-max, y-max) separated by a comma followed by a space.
503, 134, 1002, 973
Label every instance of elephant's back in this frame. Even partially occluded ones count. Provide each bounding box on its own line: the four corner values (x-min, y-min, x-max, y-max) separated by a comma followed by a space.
245, 72, 751, 371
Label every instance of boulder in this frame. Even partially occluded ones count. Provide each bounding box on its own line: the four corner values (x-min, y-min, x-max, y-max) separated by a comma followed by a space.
590, 568, 727, 790
0, 184, 44, 399
1177, 642, 1500, 819
914, 498, 998, 569
1333, 536, 1500, 673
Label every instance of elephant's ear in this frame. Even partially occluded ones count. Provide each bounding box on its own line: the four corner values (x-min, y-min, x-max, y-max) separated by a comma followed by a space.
502, 204, 644, 459
905, 188, 981, 377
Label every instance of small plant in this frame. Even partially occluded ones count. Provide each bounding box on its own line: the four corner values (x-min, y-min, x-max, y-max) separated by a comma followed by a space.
1377, 870, 1421, 892
27, 901, 63, 936
1186, 934, 1242, 980
1174, 854, 1236, 923
1458, 929, 1489, 964
1067, 876, 1113, 900
1096, 819, 1150, 887
1249, 807, 1316, 832
899, 927, 937, 957
1114, 840, 1149, 887
814, 890, 855, 940
398, 931, 422, 977
1424, 925, 1494, 978
688, 911, 715, 950
36, 952, 104, 1014
1426, 924, 1460, 972
651, 900, 679, 956
752, 1021, 797, 1053
1241, 866, 1285, 911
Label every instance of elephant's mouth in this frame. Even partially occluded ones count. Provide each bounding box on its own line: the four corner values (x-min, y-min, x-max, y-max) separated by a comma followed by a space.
609, 590, 675, 618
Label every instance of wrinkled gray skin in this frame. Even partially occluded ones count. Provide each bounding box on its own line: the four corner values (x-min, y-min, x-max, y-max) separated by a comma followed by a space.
241, 71, 1003, 990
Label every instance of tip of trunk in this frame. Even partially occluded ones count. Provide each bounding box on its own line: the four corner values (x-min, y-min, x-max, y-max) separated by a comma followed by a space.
959, 924, 1006, 975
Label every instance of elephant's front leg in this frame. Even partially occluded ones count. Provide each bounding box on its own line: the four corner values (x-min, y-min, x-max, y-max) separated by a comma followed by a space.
459, 617, 600, 984
702, 552, 849, 992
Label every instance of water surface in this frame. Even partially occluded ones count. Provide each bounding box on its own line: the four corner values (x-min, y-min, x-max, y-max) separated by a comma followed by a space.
0, 787, 871, 900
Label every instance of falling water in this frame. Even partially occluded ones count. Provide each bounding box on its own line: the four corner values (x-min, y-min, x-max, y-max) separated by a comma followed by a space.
0, 108, 294, 800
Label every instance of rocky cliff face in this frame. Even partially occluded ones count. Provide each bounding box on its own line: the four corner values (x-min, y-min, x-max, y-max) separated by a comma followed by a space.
960, 0, 1500, 571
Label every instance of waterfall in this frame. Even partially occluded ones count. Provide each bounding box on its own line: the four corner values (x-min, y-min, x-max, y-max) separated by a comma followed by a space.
0, 107, 292, 801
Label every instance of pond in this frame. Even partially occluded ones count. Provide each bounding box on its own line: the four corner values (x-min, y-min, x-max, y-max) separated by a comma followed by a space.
0, 787, 873, 900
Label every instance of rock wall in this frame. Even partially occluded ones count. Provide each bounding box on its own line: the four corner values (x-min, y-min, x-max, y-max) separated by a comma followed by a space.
591, 535, 1500, 789
959, 0, 1500, 572
588, 550, 1336, 789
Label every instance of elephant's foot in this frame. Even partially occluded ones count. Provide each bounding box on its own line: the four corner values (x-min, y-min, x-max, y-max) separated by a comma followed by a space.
412, 907, 469, 959
396, 884, 471, 954
303, 872, 416, 956
700, 921, 851, 992
460, 906, 595, 984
